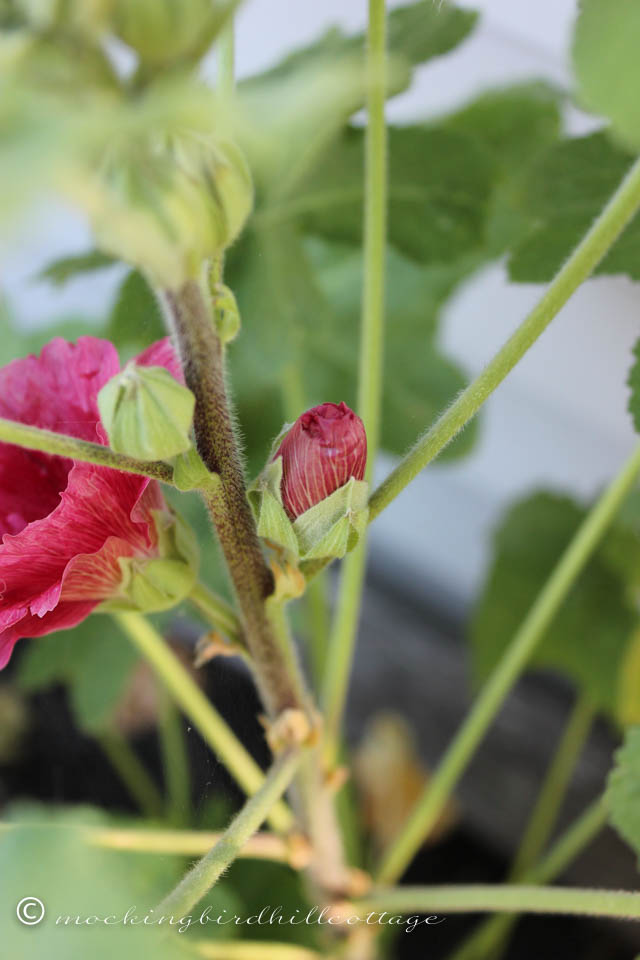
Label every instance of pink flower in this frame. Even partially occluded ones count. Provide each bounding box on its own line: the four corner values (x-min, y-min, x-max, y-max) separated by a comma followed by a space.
0, 336, 182, 669
274, 401, 367, 520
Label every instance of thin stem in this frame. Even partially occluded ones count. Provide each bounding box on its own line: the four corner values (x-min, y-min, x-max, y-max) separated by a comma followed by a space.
354, 884, 640, 921
369, 153, 640, 522
217, 17, 235, 99
0, 417, 173, 483
377, 443, 640, 884
448, 798, 608, 960
321, 0, 388, 768
190, 581, 241, 641
510, 693, 594, 881
97, 729, 164, 819
113, 611, 293, 833
157, 749, 302, 918
305, 573, 331, 688
0, 822, 309, 864
186, 941, 321, 960
164, 280, 304, 719
157, 687, 191, 827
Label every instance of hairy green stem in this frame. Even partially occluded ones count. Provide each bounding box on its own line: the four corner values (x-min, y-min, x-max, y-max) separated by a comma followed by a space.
377, 444, 640, 884
157, 687, 191, 827
158, 749, 302, 918
355, 883, 640, 920
321, 0, 388, 769
369, 153, 640, 521
0, 416, 173, 483
164, 279, 304, 719
217, 17, 235, 99
113, 611, 293, 833
448, 798, 608, 960
97, 729, 164, 820
186, 941, 321, 960
510, 693, 594, 881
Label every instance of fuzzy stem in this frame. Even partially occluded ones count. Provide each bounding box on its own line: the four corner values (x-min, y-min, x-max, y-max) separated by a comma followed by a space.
217, 18, 235, 99
321, 0, 388, 769
97, 729, 164, 819
448, 798, 608, 960
186, 941, 321, 960
157, 687, 191, 827
157, 749, 302, 918
190, 581, 241, 641
369, 154, 640, 522
164, 279, 304, 719
113, 611, 293, 833
354, 883, 640, 921
377, 444, 640, 884
0, 416, 173, 482
509, 693, 594, 881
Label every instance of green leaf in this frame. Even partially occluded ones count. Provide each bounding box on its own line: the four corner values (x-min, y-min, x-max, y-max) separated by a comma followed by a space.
296, 124, 494, 265
0, 804, 190, 960
18, 616, 139, 734
628, 337, 640, 434
106, 269, 165, 355
572, 0, 640, 150
246, 0, 477, 86
508, 132, 640, 283
471, 492, 637, 715
37, 249, 117, 286
442, 82, 562, 254
606, 726, 640, 864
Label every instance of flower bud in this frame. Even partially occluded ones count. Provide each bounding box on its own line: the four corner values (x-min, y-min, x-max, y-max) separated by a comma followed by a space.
248, 402, 368, 564
111, 0, 232, 70
98, 362, 195, 461
82, 135, 252, 288
274, 402, 367, 520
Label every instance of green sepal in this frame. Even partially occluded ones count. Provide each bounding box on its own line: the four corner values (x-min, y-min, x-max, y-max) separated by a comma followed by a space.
248, 457, 299, 555
98, 363, 195, 461
172, 445, 211, 491
249, 458, 369, 562
293, 477, 369, 560
99, 507, 199, 614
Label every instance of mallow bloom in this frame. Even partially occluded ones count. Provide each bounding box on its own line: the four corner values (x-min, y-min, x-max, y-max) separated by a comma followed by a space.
0, 336, 196, 669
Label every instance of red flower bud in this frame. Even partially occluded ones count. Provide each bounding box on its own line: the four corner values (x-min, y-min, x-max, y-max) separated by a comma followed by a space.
274, 402, 367, 520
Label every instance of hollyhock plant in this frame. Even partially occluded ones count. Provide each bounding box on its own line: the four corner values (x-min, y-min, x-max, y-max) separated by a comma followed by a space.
274, 401, 367, 520
0, 336, 196, 670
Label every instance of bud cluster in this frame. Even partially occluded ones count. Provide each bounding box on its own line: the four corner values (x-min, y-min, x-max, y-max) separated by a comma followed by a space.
249, 402, 369, 564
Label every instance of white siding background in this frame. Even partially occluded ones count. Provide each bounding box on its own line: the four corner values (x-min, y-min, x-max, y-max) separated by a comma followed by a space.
2, 1, 638, 613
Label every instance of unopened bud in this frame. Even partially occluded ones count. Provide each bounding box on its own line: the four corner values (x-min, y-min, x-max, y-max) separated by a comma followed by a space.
248, 403, 369, 563
98, 362, 195, 461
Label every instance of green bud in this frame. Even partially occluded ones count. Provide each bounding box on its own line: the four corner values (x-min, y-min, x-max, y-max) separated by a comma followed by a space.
98, 363, 195, 461
111, 0, 235, 69
211, 281, 240, 344
85, 135, 252, 288
101, 507, 199, 614
248, 456, 369, 563
172, 445, 211, 491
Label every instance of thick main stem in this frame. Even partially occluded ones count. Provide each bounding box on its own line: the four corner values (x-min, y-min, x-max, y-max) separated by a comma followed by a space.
377, 444, 640, 884
369, 153, 640, 521
158, 749, 302, 918
321, 0, 388, 769
164, 279, 303, 719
